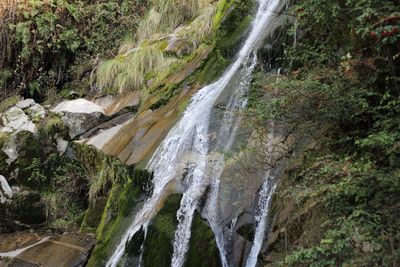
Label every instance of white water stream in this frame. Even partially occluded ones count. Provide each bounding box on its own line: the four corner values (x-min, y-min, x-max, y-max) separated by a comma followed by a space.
245, 173, 277, 267
106, 0, 282, 266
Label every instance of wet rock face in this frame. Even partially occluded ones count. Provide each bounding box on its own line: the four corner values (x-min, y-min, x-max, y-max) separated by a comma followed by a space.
0, 232, 95, 267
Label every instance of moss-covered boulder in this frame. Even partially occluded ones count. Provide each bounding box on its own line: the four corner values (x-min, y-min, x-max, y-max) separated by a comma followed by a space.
184, 211, 222, 267
5, 131, 43, 187
86, 179, 148, 267
142, 194, 183, 267
215, 0, 256, 58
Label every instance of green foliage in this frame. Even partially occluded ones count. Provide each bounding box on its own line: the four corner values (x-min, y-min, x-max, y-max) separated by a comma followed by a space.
247, 0, 400, 266
25, 157, 48, 184
0, 0, 145, 101
285, 0, 399, 68
73, 143, 147, 201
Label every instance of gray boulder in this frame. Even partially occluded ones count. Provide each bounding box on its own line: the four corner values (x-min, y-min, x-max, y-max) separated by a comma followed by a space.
1, 107, 36, 133
52, 99, 106, 139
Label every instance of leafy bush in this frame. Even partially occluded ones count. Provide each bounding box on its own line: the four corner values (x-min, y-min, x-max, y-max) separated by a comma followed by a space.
0, 0, 146, 101
246, 0, 400, 265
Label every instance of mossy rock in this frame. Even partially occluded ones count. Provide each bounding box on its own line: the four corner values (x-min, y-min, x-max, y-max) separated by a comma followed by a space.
184, 211, 222, 267
0, 134, 9, 174
196, 0, 255, 85
237, 223, 255, 242
142, 194, 182, 267
8, 131, 44, 187
86, 182, 144, 267
38, 114, 68, 138
196, 51, 230, 85
125, 226, 146, 257
215, 0, 255, 58
80, 196, 108, 232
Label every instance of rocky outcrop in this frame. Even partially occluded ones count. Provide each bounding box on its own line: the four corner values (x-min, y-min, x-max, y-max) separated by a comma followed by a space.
52, 98, 107, 139
52, 98, 105, 114
94, 91, 140, 116
0, 99, 47, 135
1, 107, 37, 134
80, 46, 213, 165
0, 175, 12, 204
0, 232, 95, 267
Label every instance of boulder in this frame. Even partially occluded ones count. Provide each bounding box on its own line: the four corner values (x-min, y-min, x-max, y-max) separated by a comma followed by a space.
15, 99, 35, 110
52, 98, 105, 114
0, 127, 13, 133
26, 104, 46, 122
94, 91, 140, 116
2, 133, 19, 165
56, 138, 68, 155
0, 175, 13, 204
2, 107, 36, 134
52, 99, 106, 139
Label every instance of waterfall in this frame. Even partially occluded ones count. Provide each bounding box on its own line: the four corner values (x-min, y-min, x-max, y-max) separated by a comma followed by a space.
245, 173, 277, 267
201, 55, 257, 267
106, 0, 282, 266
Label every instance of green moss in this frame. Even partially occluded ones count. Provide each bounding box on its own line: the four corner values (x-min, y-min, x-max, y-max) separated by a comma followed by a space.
0, 95, 20, 113
184, 211, 221, 267
142, 194, 182, 267
39, 114, 68, 138
215, 0, 255, 58
9, 131, 43, 187
80, 196, 108, 233
0, 133, 9, 175
213, 0, 235, 29
196, 0, 255, 85
196, 51, 230, 85
86, 182, 143, 267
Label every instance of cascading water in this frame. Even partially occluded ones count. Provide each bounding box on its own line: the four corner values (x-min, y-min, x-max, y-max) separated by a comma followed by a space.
106, 0, 283, 266
201, 55, 257, 267
245, 173, 277, 267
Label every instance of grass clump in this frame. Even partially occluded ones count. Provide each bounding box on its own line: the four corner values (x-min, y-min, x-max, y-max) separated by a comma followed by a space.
97, 44, 165, 94
95, 0, 218, 95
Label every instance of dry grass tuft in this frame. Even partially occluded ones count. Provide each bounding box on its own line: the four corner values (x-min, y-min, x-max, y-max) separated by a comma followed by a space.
97, 44, 165, 93
96, 0, 217, 95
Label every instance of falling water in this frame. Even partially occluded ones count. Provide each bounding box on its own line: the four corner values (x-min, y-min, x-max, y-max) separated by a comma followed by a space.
106, 0, 283, 266
202, 55, 257, 267
245, 173, 277, 267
